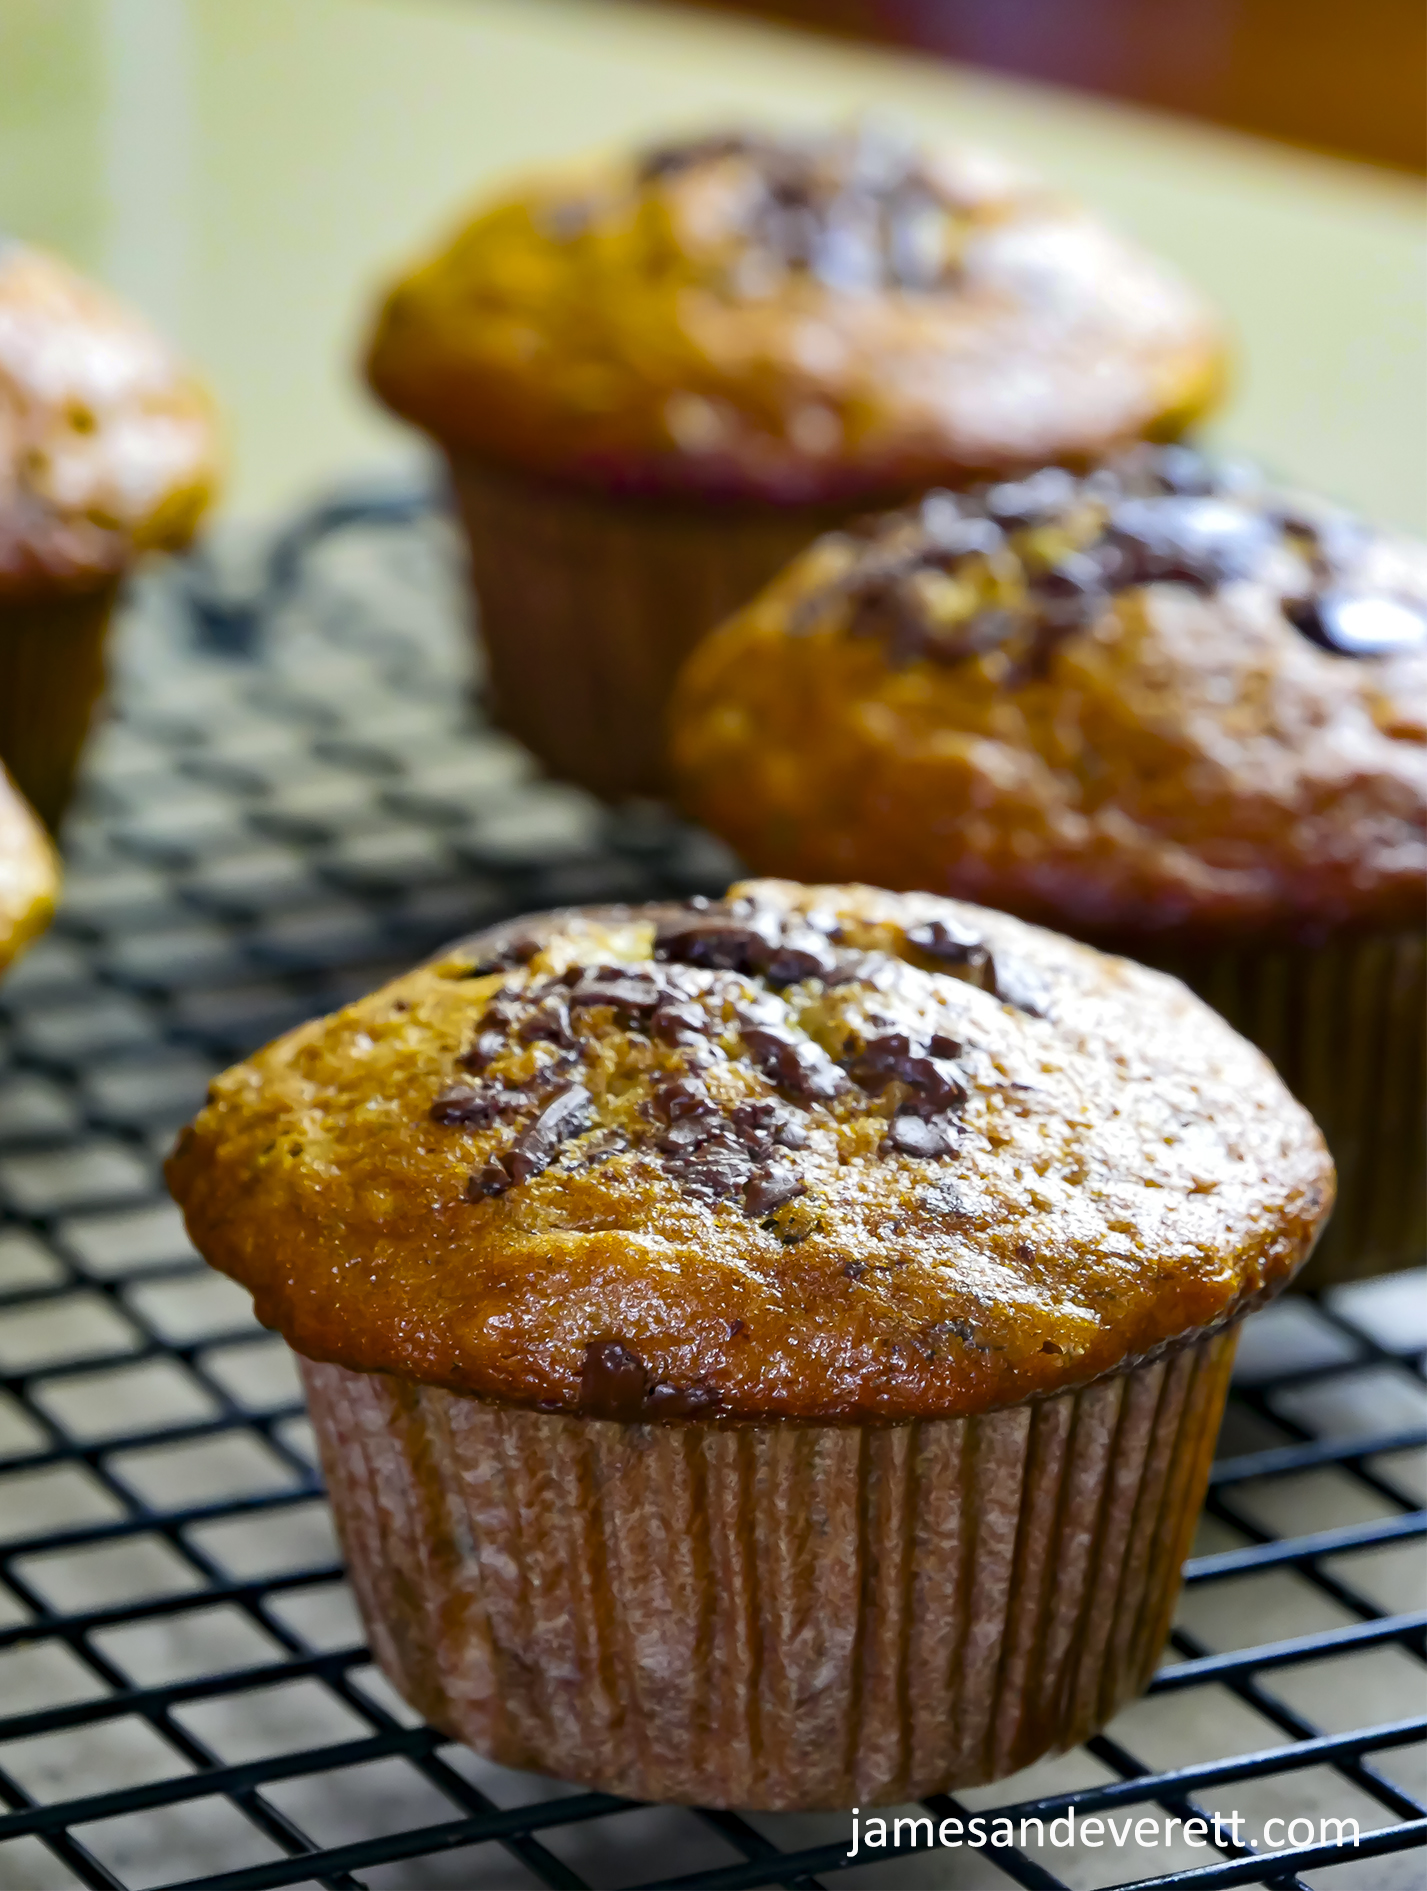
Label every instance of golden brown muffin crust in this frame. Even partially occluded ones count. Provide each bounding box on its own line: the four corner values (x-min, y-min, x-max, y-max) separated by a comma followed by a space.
0, 764, 57, 973
672, 452, 1427, 938
167, 881, 1331, 1422
0, 243, 220, 600
365, 126, 1224, 503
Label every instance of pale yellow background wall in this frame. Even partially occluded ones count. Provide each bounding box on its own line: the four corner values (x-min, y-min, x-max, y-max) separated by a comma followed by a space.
3, 0, 1424, 527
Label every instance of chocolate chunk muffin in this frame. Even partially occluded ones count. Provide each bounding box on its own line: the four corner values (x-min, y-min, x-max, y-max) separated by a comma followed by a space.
0, 763, 57, 977
0, 242, 219, 826
671, 450, 1426, 1283
364, 123, 1224, 799
167, 880, 1330, 1808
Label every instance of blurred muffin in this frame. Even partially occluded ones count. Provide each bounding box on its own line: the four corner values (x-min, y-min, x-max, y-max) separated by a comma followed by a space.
0, 762, 58, 977
365, 124, 1225, 799
671, 449, 1426, 1282
0, 242, 219, 827
167, 880, 1329, 1808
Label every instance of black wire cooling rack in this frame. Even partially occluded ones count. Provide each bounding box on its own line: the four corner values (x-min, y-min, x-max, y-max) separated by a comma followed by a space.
0, 486, 1423, 1891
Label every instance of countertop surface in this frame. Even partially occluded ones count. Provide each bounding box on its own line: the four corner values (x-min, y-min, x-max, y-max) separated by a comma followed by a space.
1, 0, 1424, 529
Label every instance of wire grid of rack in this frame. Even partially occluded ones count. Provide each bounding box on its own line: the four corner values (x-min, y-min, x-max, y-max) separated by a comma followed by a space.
0, 486, 1423, 1891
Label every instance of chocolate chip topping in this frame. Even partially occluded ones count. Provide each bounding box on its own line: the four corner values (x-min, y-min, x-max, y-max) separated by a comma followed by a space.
634, 125, 965, 294
429, 898, 1037, 1212
797, 447, 1427, 669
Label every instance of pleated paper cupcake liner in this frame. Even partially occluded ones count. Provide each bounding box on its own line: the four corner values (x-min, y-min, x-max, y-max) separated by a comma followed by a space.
446, 452, 848, 802
301, 1327, 1236, 1811
1138, 930, 1424, 1286
0, 587, 115, 831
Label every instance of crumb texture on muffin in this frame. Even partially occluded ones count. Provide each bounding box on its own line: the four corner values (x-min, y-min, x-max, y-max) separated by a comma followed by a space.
0, 243, 219, 598
0, 764, 57, 971
365, 125, 1224, 502
671, 450, 1427, 937
167, 881, 1331, 1420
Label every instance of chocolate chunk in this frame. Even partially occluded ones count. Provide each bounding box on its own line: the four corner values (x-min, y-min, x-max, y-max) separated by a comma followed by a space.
1149, 445, 1219, 497
1101, 497, 1273, 592
741, 1025, 849, 1102
464, 938, 541, 976
430, 1083, 528, 1127
644, 1380, 721, 1418
666, 1129, 755, 1201
638, 132, 751, 181
654, 909, 779, 972
898, 1056, 968, 1116
852, 1032, 967, 1115
567, 967, 666, 1015
743, 1166, 808, 1217
758, 925, 840, 985
580, 1339, 647, 1419
904, 920, 996, 990
983, 468, 1078, 529
650, 1000, 715, 1045
651, 1075, 719, 1123
989, 959, 1051, 1018
467, 1155, 513, 1199
458, 1028, 509, 1073
880, 1115, 958, 1159
518, 994, 575, 1046
1285, 591, 1427, 658
507, 1083, 592, 1185
1032, 554, 1108, 633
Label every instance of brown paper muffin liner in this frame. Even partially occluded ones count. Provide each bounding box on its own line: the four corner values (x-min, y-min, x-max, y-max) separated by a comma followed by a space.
447, 452, 853, 802
301, 1327, 1236, 1810
0, 586, 115, 831
1135, 931, 1424, 1288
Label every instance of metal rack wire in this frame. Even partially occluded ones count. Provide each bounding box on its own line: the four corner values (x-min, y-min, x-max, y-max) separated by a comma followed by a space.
0, 487, 1422, 1891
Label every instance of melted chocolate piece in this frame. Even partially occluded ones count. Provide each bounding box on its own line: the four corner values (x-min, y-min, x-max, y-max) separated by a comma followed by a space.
1031, 554, 1108, 634
507, 1083, 593, 1185
580, 1339, 647, 1419
903, 920, 996, 990
430, 1083, 530, 1127
984, 468, 1079, 529
851, 1030, 968, 1117
666, 1129, 756, 1202
1286, 591, 1427, 657
730, 1097, 808, 1154
459, 1027, 509, 1073
467, 1156, 514, 1200
518, 993, 575, 1046
743, 1165, 808, 1217
634, 127, 959, 294
654, 911, 778, 972
651, 1075, 719, 1123
650, 999, 715, 1045
881, 1114, 958, 1159
741, 1024, 849, 1102
567, 968, 666, 1015
1100, 497, 1273, 591
463, 937, 541, 976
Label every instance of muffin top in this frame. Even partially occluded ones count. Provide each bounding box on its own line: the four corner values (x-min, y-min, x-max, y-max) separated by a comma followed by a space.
0, 243, 219, 600
167, 880, 1331, 1421
0, 766, 57, 973
672, 450, 1427, 939
365, 125, 1224, 504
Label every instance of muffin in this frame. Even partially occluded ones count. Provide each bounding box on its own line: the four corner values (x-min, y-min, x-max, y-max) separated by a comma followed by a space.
670, 450, 1425, 1285
166, 879, 1330, 1808
364, 124, 1225, 800
0, 242, 219, 827
0, 762, 57, 976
